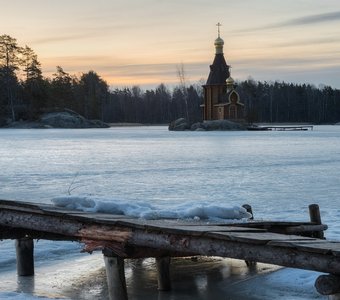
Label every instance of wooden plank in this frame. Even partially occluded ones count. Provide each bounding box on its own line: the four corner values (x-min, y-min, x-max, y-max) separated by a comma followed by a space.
228, 221, 328, 236
232, 220, 318, 227
208, 231, 317, 244
40, 208, 136, 221
268, 240, 340, 256
284, 224, 328, 233
0, 200, 134, 221
0, 203, 45, 214
0, 199, 42, 209
129, 224, 266, 236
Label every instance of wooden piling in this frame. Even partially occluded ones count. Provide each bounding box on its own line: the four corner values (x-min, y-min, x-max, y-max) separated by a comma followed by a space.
103, 253, 128, 300
242, 204, 256, 267
315, 274, 340, 297
309, 204, 324, 239
242, 204, 254, 220
156, 257, 171, 291
15, 238, 34, 276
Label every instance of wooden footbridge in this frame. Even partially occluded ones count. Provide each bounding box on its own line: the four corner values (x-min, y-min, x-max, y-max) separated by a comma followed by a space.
247, 125, 314, 131
1, 199, 340, 299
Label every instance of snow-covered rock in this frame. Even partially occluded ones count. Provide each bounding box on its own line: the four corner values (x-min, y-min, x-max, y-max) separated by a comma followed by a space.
169, 118, 246, 131
168, 118, 190, 131
40, 111, 109, 128
201, 119, 246, 131
4, 110, 110, 129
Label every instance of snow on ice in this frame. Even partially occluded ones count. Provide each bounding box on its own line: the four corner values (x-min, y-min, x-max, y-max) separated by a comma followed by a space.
51, 195, 252, 220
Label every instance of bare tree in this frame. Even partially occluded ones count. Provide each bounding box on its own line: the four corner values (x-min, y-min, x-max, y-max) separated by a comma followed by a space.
176, 62, 189, 120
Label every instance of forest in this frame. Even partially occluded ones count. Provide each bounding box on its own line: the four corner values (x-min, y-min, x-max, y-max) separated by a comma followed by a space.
1, 34, 340, 126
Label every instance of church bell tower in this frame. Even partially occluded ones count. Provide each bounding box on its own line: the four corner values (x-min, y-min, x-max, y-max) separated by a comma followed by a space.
202, 23, 230, 120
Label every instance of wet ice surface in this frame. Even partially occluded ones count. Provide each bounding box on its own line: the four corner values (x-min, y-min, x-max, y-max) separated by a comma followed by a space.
0, 255, 322, 300
1, 125, 340, 299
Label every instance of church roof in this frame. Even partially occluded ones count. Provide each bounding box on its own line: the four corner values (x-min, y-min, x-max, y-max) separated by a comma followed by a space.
206, 53, 230, 85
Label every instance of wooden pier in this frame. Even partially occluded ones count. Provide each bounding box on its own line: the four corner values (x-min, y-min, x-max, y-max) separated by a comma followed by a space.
247, 125, 314, 131
1, 199, 340, 299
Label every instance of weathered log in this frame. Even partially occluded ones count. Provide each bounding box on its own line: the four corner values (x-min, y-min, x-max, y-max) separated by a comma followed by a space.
309, 204, 324, 239
129, 231, 340, 275
315, 274, 340, 295
0, 209, 132, 243
83, 240, 196, 258
156, 257, 171, 291
0, 226, 78, 241
284, 224, 328, 234
16, 238, 34, 276
103, 253, 128, 300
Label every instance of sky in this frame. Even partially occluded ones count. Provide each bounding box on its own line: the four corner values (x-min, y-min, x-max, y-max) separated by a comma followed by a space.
1, 0, 340, 89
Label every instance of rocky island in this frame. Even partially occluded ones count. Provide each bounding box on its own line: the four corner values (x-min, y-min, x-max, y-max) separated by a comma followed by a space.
168, 118, 246, 131
4, 110, 109, 129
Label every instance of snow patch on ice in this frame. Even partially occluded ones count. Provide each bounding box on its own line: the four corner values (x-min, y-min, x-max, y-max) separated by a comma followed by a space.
0, 292, 67, 300
51, 196, 252, 220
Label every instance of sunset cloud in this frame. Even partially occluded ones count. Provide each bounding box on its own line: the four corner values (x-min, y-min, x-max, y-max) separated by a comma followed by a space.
2, 0, 340, 89
237, 11, 340, 33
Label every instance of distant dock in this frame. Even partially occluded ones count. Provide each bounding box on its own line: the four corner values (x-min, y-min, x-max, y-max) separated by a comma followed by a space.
1, 199, 340, 299
247, 125, 313, 131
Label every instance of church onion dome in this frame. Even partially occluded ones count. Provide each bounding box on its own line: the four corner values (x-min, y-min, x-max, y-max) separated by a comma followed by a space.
226, 76, 234, 85
214, 37, 224, 54
214, 37, 224, 47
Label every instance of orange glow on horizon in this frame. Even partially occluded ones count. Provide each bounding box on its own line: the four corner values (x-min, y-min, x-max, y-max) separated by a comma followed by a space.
4, 0, 338, 89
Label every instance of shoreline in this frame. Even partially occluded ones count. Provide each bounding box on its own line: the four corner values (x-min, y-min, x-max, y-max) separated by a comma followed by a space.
4, 121, 335, 130
1, 121, 168, 129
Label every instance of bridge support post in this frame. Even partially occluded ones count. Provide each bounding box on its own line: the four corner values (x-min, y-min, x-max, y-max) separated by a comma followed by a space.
315, 274, 340, 299
156, 256, 171, 291
15, 238, 34, 276
242, 204, 254, 220
103, 250, 128, 300
242, 204, 256, 267
309, 204, 324, 239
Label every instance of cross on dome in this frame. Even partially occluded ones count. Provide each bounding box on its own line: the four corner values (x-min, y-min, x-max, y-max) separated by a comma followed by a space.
214, 23, 224, 54
216, 22, 222, 38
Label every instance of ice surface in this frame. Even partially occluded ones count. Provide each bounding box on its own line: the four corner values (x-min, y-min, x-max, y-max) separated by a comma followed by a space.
1, 125, 340, 299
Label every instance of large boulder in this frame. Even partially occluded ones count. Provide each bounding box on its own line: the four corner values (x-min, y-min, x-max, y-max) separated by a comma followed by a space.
201, 120, 246, 131
190, 122, 204, 131
40, 111, 109, 128
168, 118, 190, 131
169, 118, 246, 131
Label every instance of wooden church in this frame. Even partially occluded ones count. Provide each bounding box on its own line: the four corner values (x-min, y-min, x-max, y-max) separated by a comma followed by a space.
201, 25, 244, 121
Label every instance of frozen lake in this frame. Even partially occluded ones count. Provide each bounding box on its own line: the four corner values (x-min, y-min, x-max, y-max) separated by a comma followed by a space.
1, 125, 340, 299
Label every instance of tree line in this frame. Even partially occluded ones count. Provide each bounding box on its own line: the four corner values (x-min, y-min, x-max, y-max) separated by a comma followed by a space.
1, 34, 340, 126
239, 79, 340, 124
